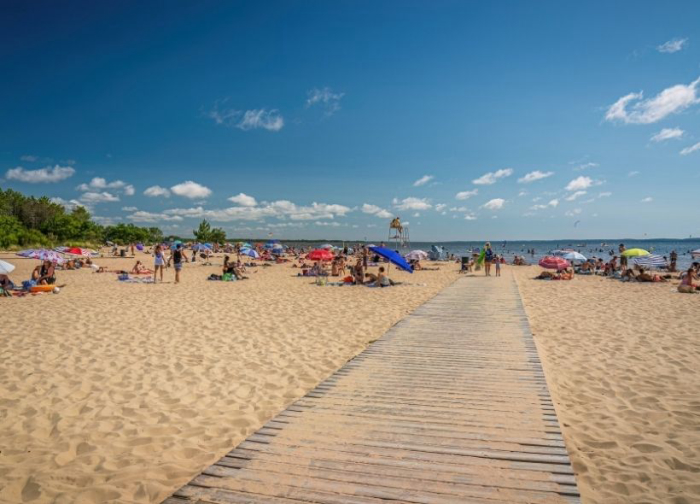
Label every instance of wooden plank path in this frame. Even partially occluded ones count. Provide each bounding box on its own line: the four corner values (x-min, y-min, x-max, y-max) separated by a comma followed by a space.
166, 273, 580, 504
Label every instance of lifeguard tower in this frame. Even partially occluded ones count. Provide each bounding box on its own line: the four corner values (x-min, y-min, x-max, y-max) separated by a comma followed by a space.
388, 217, 410, 249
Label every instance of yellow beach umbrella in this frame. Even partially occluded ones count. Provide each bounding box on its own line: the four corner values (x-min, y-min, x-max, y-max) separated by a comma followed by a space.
621, 248, 650, 257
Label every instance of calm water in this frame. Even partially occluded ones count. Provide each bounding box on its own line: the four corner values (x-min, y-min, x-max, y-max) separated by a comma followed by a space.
280, 239, 700, 270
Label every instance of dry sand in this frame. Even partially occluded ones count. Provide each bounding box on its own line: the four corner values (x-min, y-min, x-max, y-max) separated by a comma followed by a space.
0, 252, 459, 503
514, 266, 700, 504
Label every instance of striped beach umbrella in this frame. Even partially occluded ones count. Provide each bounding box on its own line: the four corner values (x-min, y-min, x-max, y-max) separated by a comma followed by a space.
632, 254, 667, 269
538, 256, 570, 270
16, 249, 65, 264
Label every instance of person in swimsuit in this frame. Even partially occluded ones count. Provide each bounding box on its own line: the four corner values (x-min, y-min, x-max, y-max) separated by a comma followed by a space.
483, 242, 494, 276
678, 268, 697, 293
34, 260, 56, 285
153, 245, 165, 282
172, 244, 188, 284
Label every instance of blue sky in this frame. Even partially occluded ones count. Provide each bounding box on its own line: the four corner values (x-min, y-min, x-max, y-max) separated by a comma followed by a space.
2, 1, 699, 240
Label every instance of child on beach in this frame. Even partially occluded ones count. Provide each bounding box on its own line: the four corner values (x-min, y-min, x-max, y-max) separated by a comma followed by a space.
495, 255, 501, 277
153, 245, 165, 282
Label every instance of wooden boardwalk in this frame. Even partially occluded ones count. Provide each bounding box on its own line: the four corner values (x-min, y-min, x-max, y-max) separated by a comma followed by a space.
166, 273, 580, 504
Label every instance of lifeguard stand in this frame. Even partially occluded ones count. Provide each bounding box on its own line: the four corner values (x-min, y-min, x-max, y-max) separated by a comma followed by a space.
388, 218, 410, 249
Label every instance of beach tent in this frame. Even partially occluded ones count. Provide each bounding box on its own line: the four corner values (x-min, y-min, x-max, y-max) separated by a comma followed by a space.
240, 248, 260, 259
538, 256, 570, 271
369, 246, 413, 273
632, 254, 667, 269
0, 260, 15, 274
428, 245, 449, 261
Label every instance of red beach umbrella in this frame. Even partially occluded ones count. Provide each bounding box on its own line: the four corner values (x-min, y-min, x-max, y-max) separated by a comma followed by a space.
306, 249, 334, 261
65, 247, 94, 256
538, 256, 570, 271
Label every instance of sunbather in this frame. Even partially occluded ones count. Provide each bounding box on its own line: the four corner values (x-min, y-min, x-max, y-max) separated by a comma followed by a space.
678, 268, 697, 293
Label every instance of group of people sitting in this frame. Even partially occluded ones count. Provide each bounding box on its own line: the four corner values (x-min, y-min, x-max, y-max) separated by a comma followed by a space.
536, 268, 575, 281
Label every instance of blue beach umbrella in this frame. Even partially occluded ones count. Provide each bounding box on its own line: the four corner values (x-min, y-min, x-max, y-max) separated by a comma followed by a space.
240, 248, 260, 259
369, 246, 413, 273
561, 251, 587, 262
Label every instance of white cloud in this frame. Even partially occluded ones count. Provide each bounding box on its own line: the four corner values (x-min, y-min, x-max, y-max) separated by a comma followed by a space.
207, 100, 284, 131
362, 203, 393, 219
605, 77, 700, 124
128, 211, 184, 223
144, 185, 171, 197
162, 200, 352, 222
464, 213, 477, 221
657, 38, 688, 54
641, 197, 653, 203
80, 191, 119, 204
6, 165, 75, 183
680, 141, 700, 155
455, 189, 478, 200
481, 198, 505, 210
651, 127, 684, 142
50, 197, 85, 211
565, 176, 602, 191
77, 177, 134, 196
598, 192, 612, 198
573, 162, 599, 171
121, 206, 138, 212
393, 197, 432, 211
314, 221, 341, 227
306, 87, 345, 116
228, 193, 257, 207
171, 181, 212, 199
531, 199, 559, 210
628, 171, 640, 177
518, 190, 528, 197
413, 175, 434, 187
434, 203, 447, 211
124, 185, 135, 196
565, 190, 587, 201
518, 170, 554, 183
472, 168, 513, 185
565, 208, 582, 217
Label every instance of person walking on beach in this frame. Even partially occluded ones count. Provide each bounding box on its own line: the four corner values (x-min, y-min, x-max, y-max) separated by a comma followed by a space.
153, 245, 165, 282
495, 255, 501, 277
483, 242, 494, 276
619, 243, 627, 271
172, 243, 188, 284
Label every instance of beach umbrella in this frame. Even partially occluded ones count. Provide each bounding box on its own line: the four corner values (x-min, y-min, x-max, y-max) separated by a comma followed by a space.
240, 248, 260, 259
319, 243, 334, 250
405, 250, 429, 261
17, 249, 65, 264
632, 254, 667, 269
691, 249, 700, 259
193, 243, 212, 252
369, 246, 413, 273
307, 249, 334, 261
538, 256, 570, 271
621, 248, 650, 258
561, 251, 587, 262
136, 243, 144, 251
65, 247, 95, 257
552, 249, 576, 257
0, 260, 16, 274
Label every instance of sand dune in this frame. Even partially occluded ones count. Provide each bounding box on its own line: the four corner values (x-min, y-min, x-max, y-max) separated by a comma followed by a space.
0, 252, 458, 503
514, 266, 700, 504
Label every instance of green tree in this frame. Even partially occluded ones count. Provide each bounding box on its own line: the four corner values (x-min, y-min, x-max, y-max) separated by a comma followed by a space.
209, 227, 226, 244
193, 219, 212, 242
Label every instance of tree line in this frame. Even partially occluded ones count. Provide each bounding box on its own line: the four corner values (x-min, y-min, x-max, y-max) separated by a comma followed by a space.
0, 188, 164, 248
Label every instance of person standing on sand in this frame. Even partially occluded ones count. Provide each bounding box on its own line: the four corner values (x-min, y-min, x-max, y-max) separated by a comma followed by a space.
619, 243, 627, 271
153, 245, 165, 282
172, 243, 188, 284
670, 250, 678, 272
495, 254, 501, 277
484, 242, 494, 276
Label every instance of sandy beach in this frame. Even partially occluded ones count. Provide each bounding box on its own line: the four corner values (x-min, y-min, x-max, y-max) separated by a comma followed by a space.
514, 266, 700, 504
0, 253, 459, 503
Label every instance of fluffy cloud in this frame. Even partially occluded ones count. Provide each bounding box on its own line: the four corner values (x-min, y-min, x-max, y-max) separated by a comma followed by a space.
122, 206, 138, 211
518, 170, 554, 183
641, 197, 653, 203
77, 177, 127, 191
565, 208, 582, 217
680, 141, 700, 155
481, 198, 505, 210
392, 197, 432, 211
434, 203, 447, 212
531, 199, 559, 210
455, 189, 478, 200
413, 175, 434, 187
306, 87, 345, 116
565, 176, 602, 191
124, 185, 135, 196
50, 197, 85, 211
80, 191, 119, 203
657, 38, 688, 53
6, 165, 75, 183
565, 190, 587, 201
651, 127, 684, 142
207, 100, 284, 132
605, 77, 700, 124
144, 185, 171, 197
362, 203, 393, 219
228, 193, 257, 207
170, 181, 212, 199
128, 211, 184, 223
162, 200, 352, 223
472, 168, 513, 185
464, 214, 477, 221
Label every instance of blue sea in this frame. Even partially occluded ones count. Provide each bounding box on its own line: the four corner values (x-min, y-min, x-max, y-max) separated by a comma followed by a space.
279, 239, 700, 270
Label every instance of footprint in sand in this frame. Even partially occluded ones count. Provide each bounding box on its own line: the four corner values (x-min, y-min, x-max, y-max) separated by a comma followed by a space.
21, 477, 41, 502
631, 442, 664, 453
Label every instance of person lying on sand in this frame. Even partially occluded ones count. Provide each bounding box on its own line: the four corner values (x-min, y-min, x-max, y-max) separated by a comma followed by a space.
536, 271, 555, 280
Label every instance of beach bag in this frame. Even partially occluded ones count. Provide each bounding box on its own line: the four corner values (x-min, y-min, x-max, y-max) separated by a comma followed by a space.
118, 273, 129, 281
22, 280, 36, 291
